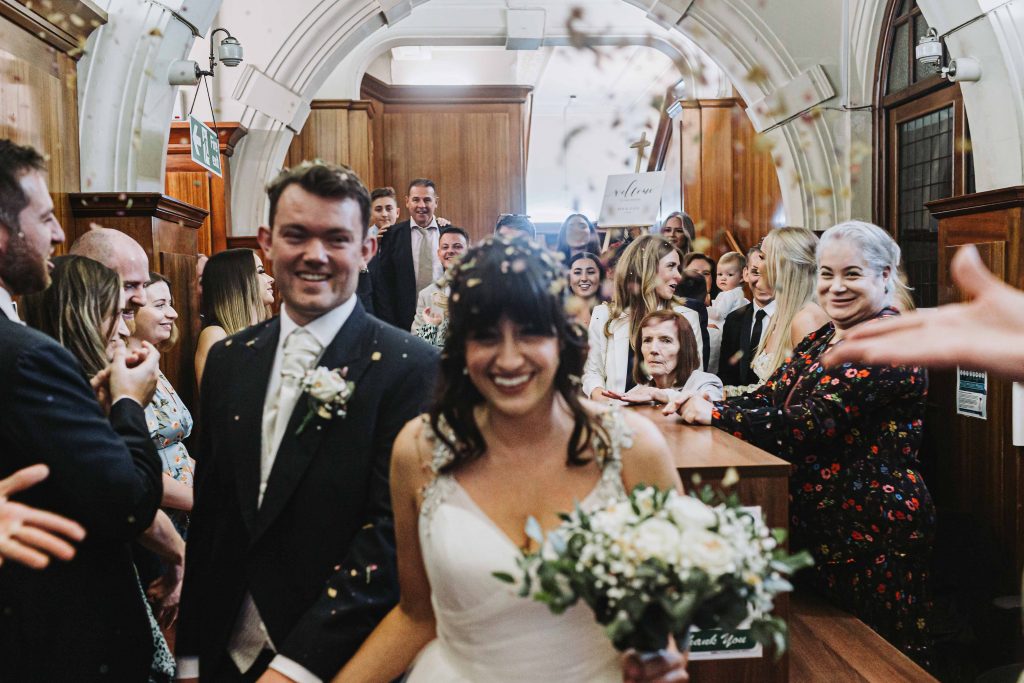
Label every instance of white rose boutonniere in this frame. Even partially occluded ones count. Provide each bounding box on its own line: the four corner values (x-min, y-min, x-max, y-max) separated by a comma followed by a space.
296, 366, 355, 435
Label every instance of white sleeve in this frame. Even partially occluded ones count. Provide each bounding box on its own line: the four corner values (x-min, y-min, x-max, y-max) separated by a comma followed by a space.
269, 655, 323, 683
411, 286, 432, 333
175, 657, 199, 679
582, 305, 610, 398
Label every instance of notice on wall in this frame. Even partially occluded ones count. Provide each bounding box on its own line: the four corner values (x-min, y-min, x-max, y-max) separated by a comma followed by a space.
956, 367, 987, 420
598, 172, 666, 228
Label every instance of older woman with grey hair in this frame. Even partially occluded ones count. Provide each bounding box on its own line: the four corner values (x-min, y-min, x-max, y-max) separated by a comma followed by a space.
666, 220, 936, 668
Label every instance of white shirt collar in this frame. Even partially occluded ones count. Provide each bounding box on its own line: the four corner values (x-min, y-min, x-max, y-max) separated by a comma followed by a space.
753, 299, 777, 317
0, 286, 22, 324
278, 295, 358, 351
410, 216, 439, 230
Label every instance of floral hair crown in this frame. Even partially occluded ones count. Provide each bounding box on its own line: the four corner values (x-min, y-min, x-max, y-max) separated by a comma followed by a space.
440, 234, 568, 299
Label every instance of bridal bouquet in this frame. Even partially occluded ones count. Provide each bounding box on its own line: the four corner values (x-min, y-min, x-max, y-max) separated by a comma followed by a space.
495, 484, 812, 655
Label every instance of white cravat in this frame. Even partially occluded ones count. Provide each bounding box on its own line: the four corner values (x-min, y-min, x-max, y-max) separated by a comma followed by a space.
0, 287, 23, 324
260, 328, 322, 506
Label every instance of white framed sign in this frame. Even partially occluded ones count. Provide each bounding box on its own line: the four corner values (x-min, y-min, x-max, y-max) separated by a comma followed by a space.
598, 172, 666, 228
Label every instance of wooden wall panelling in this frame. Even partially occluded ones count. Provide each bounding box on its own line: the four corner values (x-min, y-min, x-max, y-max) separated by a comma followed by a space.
927, 188, 1024, 593
286, 101, 376, 188
69, 192, 207, 410
358, 76, 532, 244
165, 122, 246, 256
678, 99, 781, 257
0, 13, 85, 245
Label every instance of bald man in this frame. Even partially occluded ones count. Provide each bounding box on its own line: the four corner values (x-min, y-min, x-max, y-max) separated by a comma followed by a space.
70, 226, 150, 319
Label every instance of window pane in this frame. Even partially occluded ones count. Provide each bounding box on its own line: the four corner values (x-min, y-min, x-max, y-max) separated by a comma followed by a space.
888, 22, 910, 93
896, 105, 954, 307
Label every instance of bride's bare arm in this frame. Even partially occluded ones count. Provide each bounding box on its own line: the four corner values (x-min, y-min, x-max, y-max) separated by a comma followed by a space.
617, 409, 684, 494
332, 418, 438, 683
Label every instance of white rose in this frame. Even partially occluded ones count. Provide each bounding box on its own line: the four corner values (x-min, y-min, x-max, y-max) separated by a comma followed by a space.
592, 501, 632, 535
629, 518, 682, 562
681, 528, 736, 578
307, 367, 349, 403
666, 495, 717, 531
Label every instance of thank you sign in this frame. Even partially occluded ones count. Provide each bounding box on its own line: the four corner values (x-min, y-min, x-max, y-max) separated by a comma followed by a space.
189, 116, 222, 177
598, 172, 666, 228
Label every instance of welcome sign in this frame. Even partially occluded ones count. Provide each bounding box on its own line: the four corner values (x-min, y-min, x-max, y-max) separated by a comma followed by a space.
598, 172, 666, 228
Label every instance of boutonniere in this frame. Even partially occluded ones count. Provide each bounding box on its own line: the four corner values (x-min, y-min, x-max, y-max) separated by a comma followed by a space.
296, 366, 356, 435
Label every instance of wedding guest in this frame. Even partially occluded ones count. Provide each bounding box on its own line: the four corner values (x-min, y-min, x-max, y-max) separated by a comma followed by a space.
718, 245, 774, 388
683, 252, 716, 304
411, 226, 469, 347
194, 248, 274, 384
0, 139, 164, 680
129, 273, 194, 533
334, 235, 687, 683
827, 244, 1024, 378
715, 251, 745, 294
370, 186, 400, 237
566, 251, 605, 329
196, 253, 208, 296
21, 254, 185, 672
582, 235, 701, 400
675, 273, 711, 371
659, 211, 693, 253
669, 221, 936, 667
556, 213, 601, 262
747, 227, 829, 385
616, 309, 723, 405
495, 213, 537, 239
69, 225, 151, 322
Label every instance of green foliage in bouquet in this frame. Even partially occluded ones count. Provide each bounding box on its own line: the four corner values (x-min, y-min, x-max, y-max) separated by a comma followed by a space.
495, 484, 813, 656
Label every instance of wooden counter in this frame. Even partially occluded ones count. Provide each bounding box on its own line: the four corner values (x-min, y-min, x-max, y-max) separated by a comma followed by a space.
631, 406, 791, 683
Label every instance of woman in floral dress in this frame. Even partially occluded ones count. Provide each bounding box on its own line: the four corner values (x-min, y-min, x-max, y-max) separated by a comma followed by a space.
669, 221, 936, 668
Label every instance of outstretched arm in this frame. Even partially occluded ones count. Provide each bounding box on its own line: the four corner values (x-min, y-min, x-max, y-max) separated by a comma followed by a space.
0, 464, 85, 569
826, 245, 1024, 380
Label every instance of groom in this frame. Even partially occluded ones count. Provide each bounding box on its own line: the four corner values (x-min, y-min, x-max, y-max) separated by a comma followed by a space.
177, 162, 437, 682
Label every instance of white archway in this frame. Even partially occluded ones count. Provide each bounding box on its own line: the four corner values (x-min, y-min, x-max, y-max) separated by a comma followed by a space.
224, 0, 847, 233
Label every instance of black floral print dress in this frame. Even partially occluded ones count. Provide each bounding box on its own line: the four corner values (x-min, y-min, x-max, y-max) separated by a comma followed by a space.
710, 308, 935, 667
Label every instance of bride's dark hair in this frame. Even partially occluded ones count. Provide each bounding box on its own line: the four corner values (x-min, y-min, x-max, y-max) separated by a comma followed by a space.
430, 235, 608, 473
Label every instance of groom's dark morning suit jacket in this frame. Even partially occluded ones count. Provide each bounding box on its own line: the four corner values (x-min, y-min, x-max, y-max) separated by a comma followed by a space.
178, 301, 438, 679
0, 313, 164, 681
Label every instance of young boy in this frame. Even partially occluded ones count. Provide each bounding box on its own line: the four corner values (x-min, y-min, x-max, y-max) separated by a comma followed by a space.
716, 251, 746, 292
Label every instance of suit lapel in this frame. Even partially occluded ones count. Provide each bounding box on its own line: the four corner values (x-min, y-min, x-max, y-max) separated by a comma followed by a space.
253, 303, 379, 540
231, 319, 281, 537
738, 305, 755, 385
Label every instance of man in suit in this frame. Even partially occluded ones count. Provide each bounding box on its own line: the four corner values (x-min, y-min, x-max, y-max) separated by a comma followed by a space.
177, 162, 437, 682
718, 246, 776, 386
372, 178, 459, 330
0, 139, 166, 680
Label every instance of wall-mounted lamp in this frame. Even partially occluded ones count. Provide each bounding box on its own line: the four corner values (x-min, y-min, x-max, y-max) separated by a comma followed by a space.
915, 28, 981, 83
169, 28, 244, 86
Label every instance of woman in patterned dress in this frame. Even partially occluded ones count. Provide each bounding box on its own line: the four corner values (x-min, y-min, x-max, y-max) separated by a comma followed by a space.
668, 221, 936, 668
334, 236, 687, 683
129, 272, 194, 537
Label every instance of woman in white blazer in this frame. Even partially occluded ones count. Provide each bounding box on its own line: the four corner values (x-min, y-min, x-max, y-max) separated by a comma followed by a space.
582, 235, 702, 399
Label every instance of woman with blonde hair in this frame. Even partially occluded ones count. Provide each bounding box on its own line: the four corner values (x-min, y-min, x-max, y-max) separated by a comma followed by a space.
749, 227, 829, 384
194, 248, 274, 384
582, 234, 701, 400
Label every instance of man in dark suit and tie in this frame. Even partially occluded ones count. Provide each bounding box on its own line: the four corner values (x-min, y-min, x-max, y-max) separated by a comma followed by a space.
177, 161, 437, 682
372, 178, 460, 330
0, 139, 167, 680
718, 246, 776, 386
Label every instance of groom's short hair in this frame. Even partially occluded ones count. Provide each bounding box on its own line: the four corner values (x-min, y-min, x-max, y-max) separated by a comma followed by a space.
266, 160, 371, 236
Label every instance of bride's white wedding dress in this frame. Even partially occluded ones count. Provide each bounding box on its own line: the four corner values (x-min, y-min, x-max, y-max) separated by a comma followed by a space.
406, 410, 633, 683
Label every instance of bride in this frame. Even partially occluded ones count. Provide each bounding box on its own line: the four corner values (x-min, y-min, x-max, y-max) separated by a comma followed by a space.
334, 237, 688, 683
